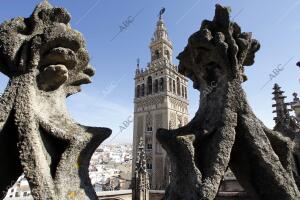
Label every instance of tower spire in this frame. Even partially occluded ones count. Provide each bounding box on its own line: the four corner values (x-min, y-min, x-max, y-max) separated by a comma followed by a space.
291, 92, 300, 124
136, 58, 140, 74
137, 58, 140, 70
149, 8, 173, 66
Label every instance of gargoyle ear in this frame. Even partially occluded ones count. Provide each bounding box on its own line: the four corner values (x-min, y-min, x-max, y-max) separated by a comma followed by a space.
37, 6, 71, 25
243, 39, 260, 66
0, 18, 28, 77
0, 1, 69, 78
213, 4, 231, 28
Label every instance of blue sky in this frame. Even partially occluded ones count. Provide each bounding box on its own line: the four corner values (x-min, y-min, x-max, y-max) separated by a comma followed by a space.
0, 0, 299, 144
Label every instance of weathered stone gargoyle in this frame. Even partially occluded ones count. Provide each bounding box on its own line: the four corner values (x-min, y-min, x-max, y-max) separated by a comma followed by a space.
0, 1, 111, 199
157, 4, 300, 200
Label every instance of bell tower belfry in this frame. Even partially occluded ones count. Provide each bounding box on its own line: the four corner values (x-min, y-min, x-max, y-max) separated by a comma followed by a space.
132, 9, 189, 190
149, 12, 173, 65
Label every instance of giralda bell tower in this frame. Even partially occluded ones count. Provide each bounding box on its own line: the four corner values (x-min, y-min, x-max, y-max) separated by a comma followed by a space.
132, 10, 189, 189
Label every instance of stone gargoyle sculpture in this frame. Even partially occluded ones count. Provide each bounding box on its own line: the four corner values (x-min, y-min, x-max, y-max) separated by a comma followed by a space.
157, 4, 300, 200
0, 1, 111, 199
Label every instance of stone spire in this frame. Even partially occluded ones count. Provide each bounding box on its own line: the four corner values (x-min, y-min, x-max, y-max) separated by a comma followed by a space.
293, 93, 300, 102
136, 58, 140, 74
291, 92, 300, 124
152, 17, 169, 42
272, 83, 292, 125
272, 84, 300, 140
132, 138, 149, 200
149, 9, 173, 65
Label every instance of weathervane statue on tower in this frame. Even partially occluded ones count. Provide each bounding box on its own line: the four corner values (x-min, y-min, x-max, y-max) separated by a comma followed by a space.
159, 7, 166, 20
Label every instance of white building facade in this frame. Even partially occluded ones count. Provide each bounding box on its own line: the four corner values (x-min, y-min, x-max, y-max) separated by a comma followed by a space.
4, 175, 32, 200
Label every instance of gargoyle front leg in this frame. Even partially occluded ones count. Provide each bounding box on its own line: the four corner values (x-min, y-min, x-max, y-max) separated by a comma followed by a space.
157, 129, 202, 200
231, 114, 300, 200
262, 126, 300, 189
0, 80, 21, 199
0, 79, 19, 131
262, 126, 294, 176
0, 111, 23, 199
156, 113, 210, 200
198, 109, 237, 200
37, 116, 111, 199
14, 74, 58, 200
158, 114, 202, 138
54, 125, 111, 200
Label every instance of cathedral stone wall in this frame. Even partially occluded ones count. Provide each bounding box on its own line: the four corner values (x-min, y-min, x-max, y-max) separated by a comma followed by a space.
137, 116, 144, 140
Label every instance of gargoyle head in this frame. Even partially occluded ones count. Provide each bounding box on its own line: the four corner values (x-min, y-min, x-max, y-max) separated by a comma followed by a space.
0, 0, 94, 96
177, 4, 260, 92
0, 2, 111, 199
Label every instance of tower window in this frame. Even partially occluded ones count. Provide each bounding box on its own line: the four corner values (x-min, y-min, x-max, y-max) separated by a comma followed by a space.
182, 86, 184, 97
177, 77, 181, 96
147, 76, 152, 95
147, 143, 152, 150
154, 79, 159, 93
136, 85, 140, 98
155, 50, 160, 59
165, 50, 170, 60
169, 78, 172, 92
172, 80, 176, 93
184, 87, 187, 99
147, 163, 152, 169
141, 84, 145, 96
159, 78, 164, 91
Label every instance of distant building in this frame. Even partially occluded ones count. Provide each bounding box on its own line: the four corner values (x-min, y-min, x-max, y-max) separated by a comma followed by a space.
132, 12, 189, 189
89, 144, 133, 192
4, 175, 32, 200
